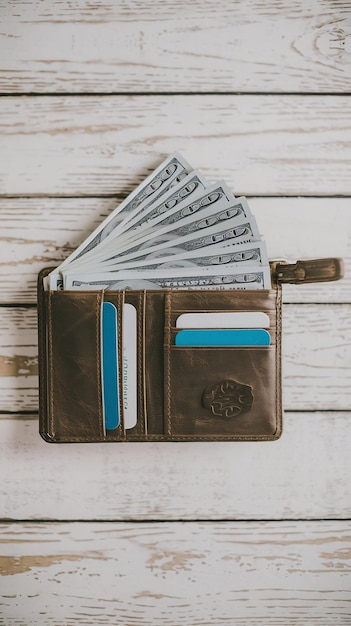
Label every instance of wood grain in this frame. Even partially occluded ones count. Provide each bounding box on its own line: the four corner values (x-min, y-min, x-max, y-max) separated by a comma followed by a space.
1, 521, 350, 625
0, 521, 351, 626
1, 521, 350, 624
1, 96, 351, 195
0, 304, 350, 412
1, 413, 350, 520
1, 1, 350, 93
0, 0, 350, 617
0, 197, 349, 304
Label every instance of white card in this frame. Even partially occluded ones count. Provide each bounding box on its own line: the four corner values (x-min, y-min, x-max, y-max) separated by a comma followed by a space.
175, 311, 270, 329
122, 303, 137, 429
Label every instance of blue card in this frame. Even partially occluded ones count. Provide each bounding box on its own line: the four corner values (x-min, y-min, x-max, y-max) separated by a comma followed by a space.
174, 328, 271, 347
101, 302, 120, 430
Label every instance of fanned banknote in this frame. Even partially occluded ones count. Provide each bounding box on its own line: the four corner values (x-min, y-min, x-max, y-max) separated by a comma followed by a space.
46, 154, 272, 291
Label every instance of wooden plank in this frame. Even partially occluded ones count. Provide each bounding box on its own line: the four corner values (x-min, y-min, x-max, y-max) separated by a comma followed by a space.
1, 96, 351, 195
0, 414, 350, 520
1, 522, 350, 626
0, 413, 36, 420
0, 308, 38, 413
0, 197, 109, 303
0, 197, 348, 303
1, 1, 350, 93
0, 304, 349, 412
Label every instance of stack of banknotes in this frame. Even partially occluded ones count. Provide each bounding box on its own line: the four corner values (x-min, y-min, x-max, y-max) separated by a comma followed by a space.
46, 153, 271, 291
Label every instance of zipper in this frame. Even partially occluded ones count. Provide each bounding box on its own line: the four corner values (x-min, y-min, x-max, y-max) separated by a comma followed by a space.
270, 258, 344, 285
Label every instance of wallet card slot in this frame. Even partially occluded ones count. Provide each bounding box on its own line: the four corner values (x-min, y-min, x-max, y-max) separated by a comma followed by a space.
120, 290, 168, 439
169, 328, 276, 347
118, 290, 147, 440
44, 290, 128, 443
168, 290, 279, 331
164, 288, 282, 441
46, 291, 106, 443
100, 291, 126, 441
142, 291, 167, 436
165, 345, 281, 440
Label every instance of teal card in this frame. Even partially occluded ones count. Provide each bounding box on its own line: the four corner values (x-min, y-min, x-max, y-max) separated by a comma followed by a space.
102, 302, 120, 430
174, 328, 271, 347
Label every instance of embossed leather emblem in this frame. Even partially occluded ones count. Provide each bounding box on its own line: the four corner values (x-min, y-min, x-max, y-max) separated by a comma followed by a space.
202, 379, 253, 418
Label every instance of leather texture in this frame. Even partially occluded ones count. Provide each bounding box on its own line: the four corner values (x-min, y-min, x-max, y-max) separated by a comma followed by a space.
38, 267, 282, 442
272, 258, 344, 284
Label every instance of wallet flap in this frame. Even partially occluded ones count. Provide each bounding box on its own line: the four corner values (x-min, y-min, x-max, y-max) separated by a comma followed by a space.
163, 287, 282, 441
45, 290, 105, 442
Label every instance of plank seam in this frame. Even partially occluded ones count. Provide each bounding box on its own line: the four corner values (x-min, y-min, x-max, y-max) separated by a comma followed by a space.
0, 517, 350, 523
0, 92, 350, 97
1, 194, 350, 200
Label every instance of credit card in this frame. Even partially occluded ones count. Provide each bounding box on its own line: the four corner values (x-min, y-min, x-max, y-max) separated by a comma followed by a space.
101, 302, 120, 431
174, 328, 271, 346
176, 311, 270, 329
122, 303, 137, 429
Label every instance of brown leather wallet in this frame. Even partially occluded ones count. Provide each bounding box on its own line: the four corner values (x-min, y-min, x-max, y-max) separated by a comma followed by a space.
37, 258, 343, 443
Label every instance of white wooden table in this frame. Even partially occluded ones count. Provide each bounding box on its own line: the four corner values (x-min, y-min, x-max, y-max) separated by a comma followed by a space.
0, 2, 350, 623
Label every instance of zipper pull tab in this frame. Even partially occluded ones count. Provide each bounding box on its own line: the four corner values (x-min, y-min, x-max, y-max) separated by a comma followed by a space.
273, 258, 344, 285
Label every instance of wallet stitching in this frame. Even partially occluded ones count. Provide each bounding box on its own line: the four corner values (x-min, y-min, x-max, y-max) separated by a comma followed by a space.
122, 291, 127, 439
274, 285, 283, 437
48, 291, 55, 439
96, 291, 104, 439
140, 290, 146, 436
38, 287, 51, 439
116, 291, 126, 440
121, 290, 126, 436
165, 291, 172, 437
117, 290, 124, 438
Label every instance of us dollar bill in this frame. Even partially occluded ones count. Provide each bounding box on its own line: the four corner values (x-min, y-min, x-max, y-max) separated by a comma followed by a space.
59, 171, 211, 276
97, 216, 260, 268
45, 153, 272, 293
98, 241, 268, 272
85, 182, 238, 265
49, 216, 261, 291
60, 242, 268, 288
100, 198, 256, 266
109, 170, 210, 243
118, 180, 237, 246
64, 264, 271, 291
49, 153, 192, 276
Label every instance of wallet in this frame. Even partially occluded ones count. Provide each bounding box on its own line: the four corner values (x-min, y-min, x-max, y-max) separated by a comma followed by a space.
37, 258, 343, 443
